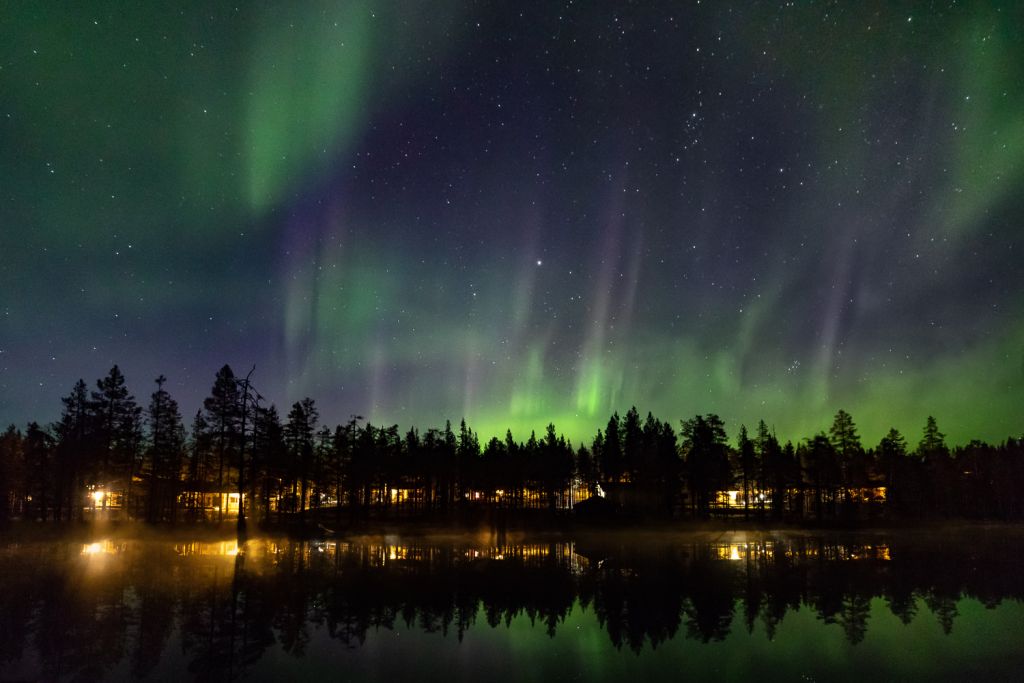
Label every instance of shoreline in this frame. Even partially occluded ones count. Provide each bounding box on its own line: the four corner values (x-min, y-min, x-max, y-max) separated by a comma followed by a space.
2, 517, 1022, 544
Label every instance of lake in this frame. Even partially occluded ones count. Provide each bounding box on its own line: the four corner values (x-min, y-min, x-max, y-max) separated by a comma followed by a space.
1, 527, 1022, 681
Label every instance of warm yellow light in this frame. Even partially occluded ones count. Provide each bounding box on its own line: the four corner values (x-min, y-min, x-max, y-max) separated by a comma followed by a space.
91, 491, 104, 503
82, 542, 102, 555
390, 488, 398, 497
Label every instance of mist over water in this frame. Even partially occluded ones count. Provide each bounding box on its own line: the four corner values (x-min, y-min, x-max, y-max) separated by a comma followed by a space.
1, 528, 1023, 681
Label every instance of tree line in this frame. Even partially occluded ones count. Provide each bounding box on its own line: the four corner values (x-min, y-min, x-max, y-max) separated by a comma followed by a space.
1, 363, 1022, 524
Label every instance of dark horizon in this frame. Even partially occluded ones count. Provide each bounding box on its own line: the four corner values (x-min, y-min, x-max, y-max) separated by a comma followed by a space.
2, 362, 1022, 527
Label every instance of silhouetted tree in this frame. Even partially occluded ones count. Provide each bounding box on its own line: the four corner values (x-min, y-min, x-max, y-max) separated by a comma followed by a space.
90, 365, 141, 515
204, 365, 241, 519
801, 434, 840, 519
829, 409, 861, 459
145, 375, 185, 522
284, 398, 318, 521
758, 422, 793, 519
918, 416, 952, 515
829, 409, 862, 510
622, 407, 643, 484
540, 424, 573, 511
877, 428, 910, 514
23, 423, 54, 521
251, 404, 285, 525
8, 360, 1024, 526
754, 420, 774, 517
601, 413, 623, 484
457, 419, 480, 502
234, 366, 260, 533
331, 416, 360, 521
737, 425, 756, 519
0, 425, 23, 520
680, 415, 730, 518
184, 411, 211, 521
54, 379, 91, 521
918, 416, 947, 459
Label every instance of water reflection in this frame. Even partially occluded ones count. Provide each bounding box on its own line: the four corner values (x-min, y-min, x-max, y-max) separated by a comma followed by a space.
1, 531, 1022, 679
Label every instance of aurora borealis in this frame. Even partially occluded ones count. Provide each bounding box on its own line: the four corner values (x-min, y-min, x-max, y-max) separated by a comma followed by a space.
1, 2, 1022, 445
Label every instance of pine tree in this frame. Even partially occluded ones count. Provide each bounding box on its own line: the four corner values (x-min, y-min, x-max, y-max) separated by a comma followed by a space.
802, 433, 840, 519
203, 365, 241, 513
23, 422, 54, 521
252, 404, 285, 524
54, 379, 91, 520
185, 411, 210, 520
829, 409, 862, 508
828, 409, 861, 459
284, 398, 318, 520
918, 416, 947, 459
0, 425, 23, 520
680, 414, 730, 518
622, 407, 643, 483
878, 428, 908, 512
601, 413, 623, 484
146, 375, 184, 522
90, 365, 140, 514
918, 416, 951, 515
737, 425, 756, 519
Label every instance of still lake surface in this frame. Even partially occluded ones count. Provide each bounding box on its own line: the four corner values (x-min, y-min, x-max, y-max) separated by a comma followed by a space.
1, 527, 1022, 681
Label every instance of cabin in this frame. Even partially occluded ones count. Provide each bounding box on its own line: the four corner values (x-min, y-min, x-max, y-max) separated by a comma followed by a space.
710, 486, 888, 518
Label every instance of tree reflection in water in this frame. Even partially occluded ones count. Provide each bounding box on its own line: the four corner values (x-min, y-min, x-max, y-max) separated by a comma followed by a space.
0, 531, 1022, 679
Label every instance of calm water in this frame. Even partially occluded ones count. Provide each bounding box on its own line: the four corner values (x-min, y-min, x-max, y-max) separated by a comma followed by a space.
1, 529, 1023, 681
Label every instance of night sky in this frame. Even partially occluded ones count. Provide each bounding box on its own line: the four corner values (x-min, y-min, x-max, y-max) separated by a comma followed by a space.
2, 2, 1022, 445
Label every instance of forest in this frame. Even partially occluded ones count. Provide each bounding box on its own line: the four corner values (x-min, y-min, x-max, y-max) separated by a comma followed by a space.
1, 364, 1022, 526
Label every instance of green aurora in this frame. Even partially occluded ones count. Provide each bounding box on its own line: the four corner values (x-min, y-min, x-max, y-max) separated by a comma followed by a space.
1, 2, 1022, 446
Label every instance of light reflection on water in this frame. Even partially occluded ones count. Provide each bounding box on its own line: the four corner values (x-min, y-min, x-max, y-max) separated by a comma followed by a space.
1, 530, 1022, 680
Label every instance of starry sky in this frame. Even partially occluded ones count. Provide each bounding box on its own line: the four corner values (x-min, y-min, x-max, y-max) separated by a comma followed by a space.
1, 1, 1022, 445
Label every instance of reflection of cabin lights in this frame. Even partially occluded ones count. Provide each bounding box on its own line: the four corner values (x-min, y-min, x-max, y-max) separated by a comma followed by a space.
390, 488, 398, 497
83, 542, 102, 555
730, 545, 741, 561
92, 491, 104, 503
